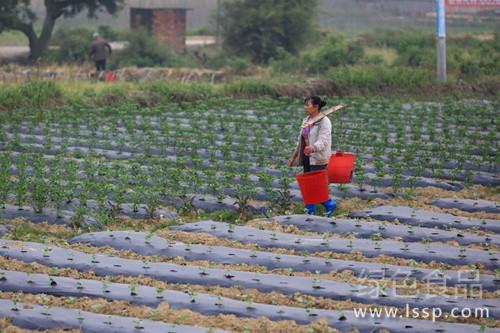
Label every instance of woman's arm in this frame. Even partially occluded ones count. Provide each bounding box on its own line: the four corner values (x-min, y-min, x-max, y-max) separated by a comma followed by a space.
288, 146, 299, 166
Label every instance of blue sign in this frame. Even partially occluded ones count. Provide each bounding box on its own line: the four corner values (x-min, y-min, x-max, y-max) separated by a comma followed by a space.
436, 0, 446, 37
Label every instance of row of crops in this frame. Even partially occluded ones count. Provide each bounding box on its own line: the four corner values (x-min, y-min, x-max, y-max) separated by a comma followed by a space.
0, 98, 497, 219
0, 96, 498, 332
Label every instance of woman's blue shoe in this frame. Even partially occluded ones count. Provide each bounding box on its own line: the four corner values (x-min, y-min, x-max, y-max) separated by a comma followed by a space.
304, 204, 316, 215
322, 200, 336, 217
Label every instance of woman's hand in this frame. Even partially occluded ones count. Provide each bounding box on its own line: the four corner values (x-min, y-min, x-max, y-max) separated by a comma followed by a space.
303, 146, 314, 156
288, 148, 298, 166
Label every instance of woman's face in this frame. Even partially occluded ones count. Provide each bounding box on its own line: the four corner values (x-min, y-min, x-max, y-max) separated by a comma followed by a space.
304, 100, 319, 116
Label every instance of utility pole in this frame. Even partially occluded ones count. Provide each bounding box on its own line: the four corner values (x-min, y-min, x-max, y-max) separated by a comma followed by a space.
436, 0, 447, 82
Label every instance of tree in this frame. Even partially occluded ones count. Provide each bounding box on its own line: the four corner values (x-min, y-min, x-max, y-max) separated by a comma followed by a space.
0, 0, 123, 62
220, 0, 318, 64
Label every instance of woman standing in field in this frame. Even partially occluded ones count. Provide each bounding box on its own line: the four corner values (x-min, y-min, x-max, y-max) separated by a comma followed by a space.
288, 96, 336, 217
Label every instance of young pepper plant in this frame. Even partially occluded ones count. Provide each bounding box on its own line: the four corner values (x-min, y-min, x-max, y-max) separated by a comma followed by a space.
272, 166, 293, 214
232, 181, 256, 219
143, 185, 162, 219
0, 154, 10, 209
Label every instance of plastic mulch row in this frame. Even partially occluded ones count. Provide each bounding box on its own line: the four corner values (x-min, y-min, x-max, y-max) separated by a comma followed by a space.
0, 240, 497, 319
0, 270, 497, 333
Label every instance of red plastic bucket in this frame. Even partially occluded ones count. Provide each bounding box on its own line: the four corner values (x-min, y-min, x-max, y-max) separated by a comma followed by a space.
327, 151, 356, 183
103, 71, 117, 82
295, 170, 329, 204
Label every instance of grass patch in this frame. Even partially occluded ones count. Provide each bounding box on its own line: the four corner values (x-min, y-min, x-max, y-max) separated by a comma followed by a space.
3, 220, 77, 243
0, 71, 498, 114
0, 31, 28, 46
197, 210, 248, 224
0, 80, 63, 112
364, 47, 398, 65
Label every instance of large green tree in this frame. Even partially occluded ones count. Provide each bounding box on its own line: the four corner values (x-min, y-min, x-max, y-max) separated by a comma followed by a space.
0, 0, 123, 62
220, 0, 319, 64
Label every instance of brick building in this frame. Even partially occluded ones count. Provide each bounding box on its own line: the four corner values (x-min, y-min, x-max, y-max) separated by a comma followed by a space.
130, 7, 190, 51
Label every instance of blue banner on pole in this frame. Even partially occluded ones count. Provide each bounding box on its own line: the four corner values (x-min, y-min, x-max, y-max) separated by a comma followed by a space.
436, 0, 446, 37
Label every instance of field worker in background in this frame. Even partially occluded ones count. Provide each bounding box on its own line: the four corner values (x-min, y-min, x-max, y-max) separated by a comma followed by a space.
288, 96, 336, 217
89, 32, 112, 74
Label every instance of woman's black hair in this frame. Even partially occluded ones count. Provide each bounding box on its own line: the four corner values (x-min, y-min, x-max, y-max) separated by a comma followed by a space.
304, 96, 327, 110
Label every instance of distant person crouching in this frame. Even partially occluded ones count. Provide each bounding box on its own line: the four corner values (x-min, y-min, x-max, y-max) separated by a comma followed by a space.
89, 32, 112, 74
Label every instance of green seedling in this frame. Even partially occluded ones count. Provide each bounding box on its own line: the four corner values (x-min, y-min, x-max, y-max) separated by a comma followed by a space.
91, 253, 99, 263
245, 297, 256, 311
129, 282, 138, 296
189, 291, 197, 303
11, 294, 20, 311
144, 232, 153, 244
133, 319, 144, 330
104, 315, 113, 325
312, 271, 322, 289
156, 287, 164, 299
42, 246, 52, 258
41, 305, 51, 316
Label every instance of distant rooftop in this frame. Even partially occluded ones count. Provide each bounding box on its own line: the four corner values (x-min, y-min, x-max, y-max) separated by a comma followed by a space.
129, 7, 192, 10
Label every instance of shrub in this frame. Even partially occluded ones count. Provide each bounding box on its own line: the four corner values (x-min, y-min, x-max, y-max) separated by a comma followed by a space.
204, 52, 231, 70
360, 29, 433, 52
361, 28, 500, 78
187, 26, 216, 36
145, 81, 214, 103
393, 45, 435, 68
361, 54, 385, 65
225, 57, 253, 75
169, 52, 200, 68
0, 81, 62, 111
97, 25, 127, 41
222, 79, 278, 98
221, 0, 319, 64
306, 35, 365, 73
458, 34, 500, 77
270, 47, 303, 74
327, 65, 436, 94
109, 29, 172, 69
48, 27, 94, 64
